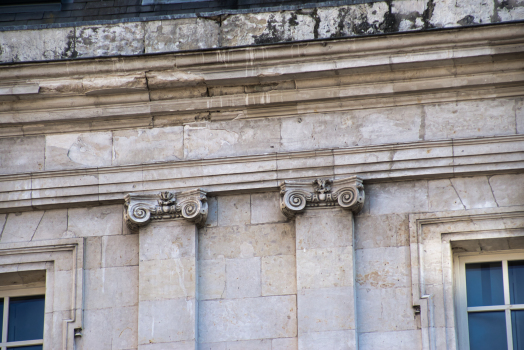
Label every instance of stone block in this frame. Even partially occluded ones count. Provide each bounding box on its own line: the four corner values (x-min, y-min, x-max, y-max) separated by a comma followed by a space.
356, 287, 417, 333
298, 287, 354, 333
183, 119, 280, 160
139, 257, 196, 300
295, 209, 353, 250
30, 209, 69, 241
251, 192, 288, 224
140, 341, 196, 350
199, 295, 297, 343
261, 255, 296, 296
112, 305, 139, 350
67, 205, 123, 237
517, 98, 523, 134
113, 126, 184, 166
82, 73, 147, 94
498, 4, 524, 21
200, 343, 227, 350
296, 247, 353, 290
272, 337, 297, 350
79, 308, 113, 350
45, 132, 112, 170
424, 99, 516, 140
354, 213, 409, 249
280, 107, 422, 152
199, 258, 226, 300
358, 329, 422, 350
355, 247, 411, 289
0, 28, 75, 63
218, 194, 251, 226
450, 176, 497, 209
139, 220, 196, 261
226, 339, 271, 350
145, 19, 219, 53
0, 136, 44, 175
85, 237, 102, 270
76, 22, 145, 58
226, 257, 261, 299
317, 3, 389, 37
84, 266, 138, 310
297, 330, 356, 350
430, 0, 493, 27
139, 298, 196, 345
205, 197, 218, 227
428, 179, 465, 212
199, 223, 295, 260
0, 211, 44, 243
368, 180, 428, 215
102, 234, 139, 268
488, 174, 524, 207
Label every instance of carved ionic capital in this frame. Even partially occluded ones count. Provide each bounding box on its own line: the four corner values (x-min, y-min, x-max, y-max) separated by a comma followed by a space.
280, 176, 365, 218
124, 188, 208, 230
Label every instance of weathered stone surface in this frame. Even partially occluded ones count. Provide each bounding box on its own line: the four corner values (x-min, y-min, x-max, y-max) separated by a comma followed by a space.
218, 194, 251, 227
297, 330, 356, 350
250, 192, 287, 224
198, 295, 297, 342
113, 126, 184, 166
82, 74, 147, 94
101, 234, 139, 268
139, 298, 196, 345
449, 176, 497, 209
226, 257, 261, 299
518, 98, 524, 134
30, 209, 69, 241
146, 71, 205, 89
261, 255, 296, 296
359, 329, 422, 350
0, 28, 75, 63
489, 174, 524, 207
200, 223, 296, 260
428, 179, 466, 212
424, 99, 516, 140
145, 19, 219, 53
76, 22, 145, 58
206, 197, 218, 227
431, 0, 493, 27
295, 209, 353, 250
354, 213, 409, 249
298, 287, 354, 333
199, 258, 226, 300
45, 132, 112, 170
0, 211, 44, 243
357, 287, 417, 333
226, 339, 271, 350
0, 136, 44, 175
391, 0, 426, 31
67, 205, 123, 237
355, 247, 411, 289
271, 338, 297, 350
280, 107, 423, 152
184, 119, 280, 160
297, 247, 353, 290
367, 180, 428, 215
140, 221, 196, 261
139, 257, 196, 300
84, 266, 139, 310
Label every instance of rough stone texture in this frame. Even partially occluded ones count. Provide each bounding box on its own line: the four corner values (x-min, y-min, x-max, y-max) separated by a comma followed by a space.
67, 205, 123, 237
431, 0, 494, 27
0, 136, 45, 175
217, 194, 251, 227
145, 19, 220, 53
45, 132, 113, 170
76, 22, 145, 58
251, 192, 288, 224
0, 28, 75, 63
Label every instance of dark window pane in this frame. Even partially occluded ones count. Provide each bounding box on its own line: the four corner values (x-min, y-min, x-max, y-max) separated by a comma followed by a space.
469, 311, 508, 350
0, 298, 4, 338
466, 262, 505, 307
513, 310, 524, 350
509, 260, 524, 305
8, 295, 45, 342
7, 346, 43, 350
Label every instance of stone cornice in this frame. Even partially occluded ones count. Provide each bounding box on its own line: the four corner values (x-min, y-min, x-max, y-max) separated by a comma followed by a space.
124, 188, 208, 230
0, 134, 522, 212
280, 176, 364, 217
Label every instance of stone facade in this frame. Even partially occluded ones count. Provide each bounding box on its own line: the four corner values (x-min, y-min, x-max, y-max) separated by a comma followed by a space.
0, 1, 523, 349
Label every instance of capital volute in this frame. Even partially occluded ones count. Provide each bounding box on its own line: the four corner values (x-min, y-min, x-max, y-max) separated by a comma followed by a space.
124, 188, 208, 231
280, 175, 365, 218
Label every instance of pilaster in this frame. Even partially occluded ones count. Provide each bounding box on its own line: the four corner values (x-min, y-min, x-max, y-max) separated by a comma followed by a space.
280, 176, 364, 350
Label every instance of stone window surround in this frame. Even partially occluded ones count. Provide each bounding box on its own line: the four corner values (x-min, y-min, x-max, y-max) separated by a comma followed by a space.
0, 238, 84, 350
409, 206, 524, 350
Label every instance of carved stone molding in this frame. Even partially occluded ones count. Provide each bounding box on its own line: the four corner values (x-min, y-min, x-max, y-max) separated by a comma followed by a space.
124, 188, 208, 230
280, 175, 365, 218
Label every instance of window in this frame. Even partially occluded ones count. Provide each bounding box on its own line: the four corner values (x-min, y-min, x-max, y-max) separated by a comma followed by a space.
456, 252, 524, 350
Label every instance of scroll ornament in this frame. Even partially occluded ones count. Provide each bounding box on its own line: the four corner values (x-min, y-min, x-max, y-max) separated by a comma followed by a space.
280, 176, 365, 218
124, 188, 208, 230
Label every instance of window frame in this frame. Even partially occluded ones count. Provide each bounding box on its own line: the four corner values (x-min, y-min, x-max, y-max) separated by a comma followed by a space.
455, 250, 524, 350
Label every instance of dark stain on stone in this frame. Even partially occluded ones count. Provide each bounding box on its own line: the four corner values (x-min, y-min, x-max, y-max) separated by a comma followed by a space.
458, 15, 476, 26
288, 12, 298, 26
380, 0, 398, 33
62, 29, 78, 59
331, 7, 349, 38
253, 14, 285, 45
422, 0, 435, 29
310, 8, 321, 39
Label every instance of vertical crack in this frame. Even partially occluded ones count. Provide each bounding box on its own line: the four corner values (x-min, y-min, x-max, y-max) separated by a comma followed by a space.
30, 211, 46, 241
487, 176, 500, 207
449, 179, 466, 209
